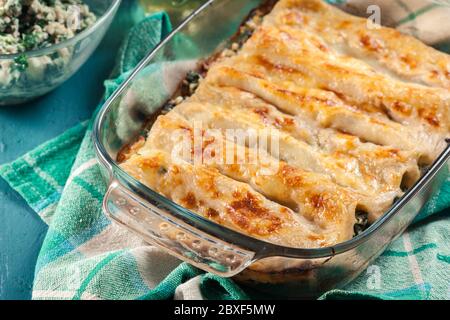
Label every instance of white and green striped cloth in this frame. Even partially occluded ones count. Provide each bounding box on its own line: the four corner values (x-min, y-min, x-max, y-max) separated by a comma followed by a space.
1, 1, 450, 300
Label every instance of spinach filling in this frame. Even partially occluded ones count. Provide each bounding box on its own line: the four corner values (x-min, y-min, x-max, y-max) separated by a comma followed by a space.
0, 0, 97, 89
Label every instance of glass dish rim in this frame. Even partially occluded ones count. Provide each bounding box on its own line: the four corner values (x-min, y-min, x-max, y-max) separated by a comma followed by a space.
93, 0, 450, 259
0, 0, 121, 60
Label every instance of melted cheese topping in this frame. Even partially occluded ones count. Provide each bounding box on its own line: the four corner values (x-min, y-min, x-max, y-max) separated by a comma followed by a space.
120, 0, 449, 255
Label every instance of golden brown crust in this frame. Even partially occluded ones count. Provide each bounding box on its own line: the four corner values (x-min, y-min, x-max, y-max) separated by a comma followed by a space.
121, 150, 345, 248
120, 0, 449, 256
270, 0, 450, 90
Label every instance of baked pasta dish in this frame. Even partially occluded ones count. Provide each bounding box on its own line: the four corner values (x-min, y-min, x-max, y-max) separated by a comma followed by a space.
119, 0, 450, 251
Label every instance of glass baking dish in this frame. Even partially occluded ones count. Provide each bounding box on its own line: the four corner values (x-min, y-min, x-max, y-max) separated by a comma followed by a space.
93, 0, 450, 298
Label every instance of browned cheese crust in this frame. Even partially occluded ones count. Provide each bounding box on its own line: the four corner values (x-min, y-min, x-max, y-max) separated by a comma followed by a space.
120, 0, 450, 263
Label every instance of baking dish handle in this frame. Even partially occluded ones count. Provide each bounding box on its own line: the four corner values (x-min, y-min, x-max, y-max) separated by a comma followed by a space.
103, 180, 256, 277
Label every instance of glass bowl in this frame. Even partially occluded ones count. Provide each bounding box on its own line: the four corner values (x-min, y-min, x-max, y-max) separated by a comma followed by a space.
0, 0, 121, 106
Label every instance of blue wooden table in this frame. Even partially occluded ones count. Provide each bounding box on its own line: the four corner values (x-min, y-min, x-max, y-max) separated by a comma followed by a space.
0, 2, 145, 300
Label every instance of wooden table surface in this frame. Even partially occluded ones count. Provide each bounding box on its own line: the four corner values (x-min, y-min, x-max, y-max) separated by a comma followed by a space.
0, 0, 206, 300
0, 1, 145, 300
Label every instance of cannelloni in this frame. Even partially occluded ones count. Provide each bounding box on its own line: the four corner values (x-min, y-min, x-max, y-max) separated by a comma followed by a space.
120, 0, 449, 250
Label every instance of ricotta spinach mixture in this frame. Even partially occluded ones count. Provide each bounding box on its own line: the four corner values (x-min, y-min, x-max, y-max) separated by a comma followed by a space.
0, 0, 96, 87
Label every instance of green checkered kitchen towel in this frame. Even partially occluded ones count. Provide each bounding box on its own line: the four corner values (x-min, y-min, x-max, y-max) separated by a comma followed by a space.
1, 1, 450, 300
